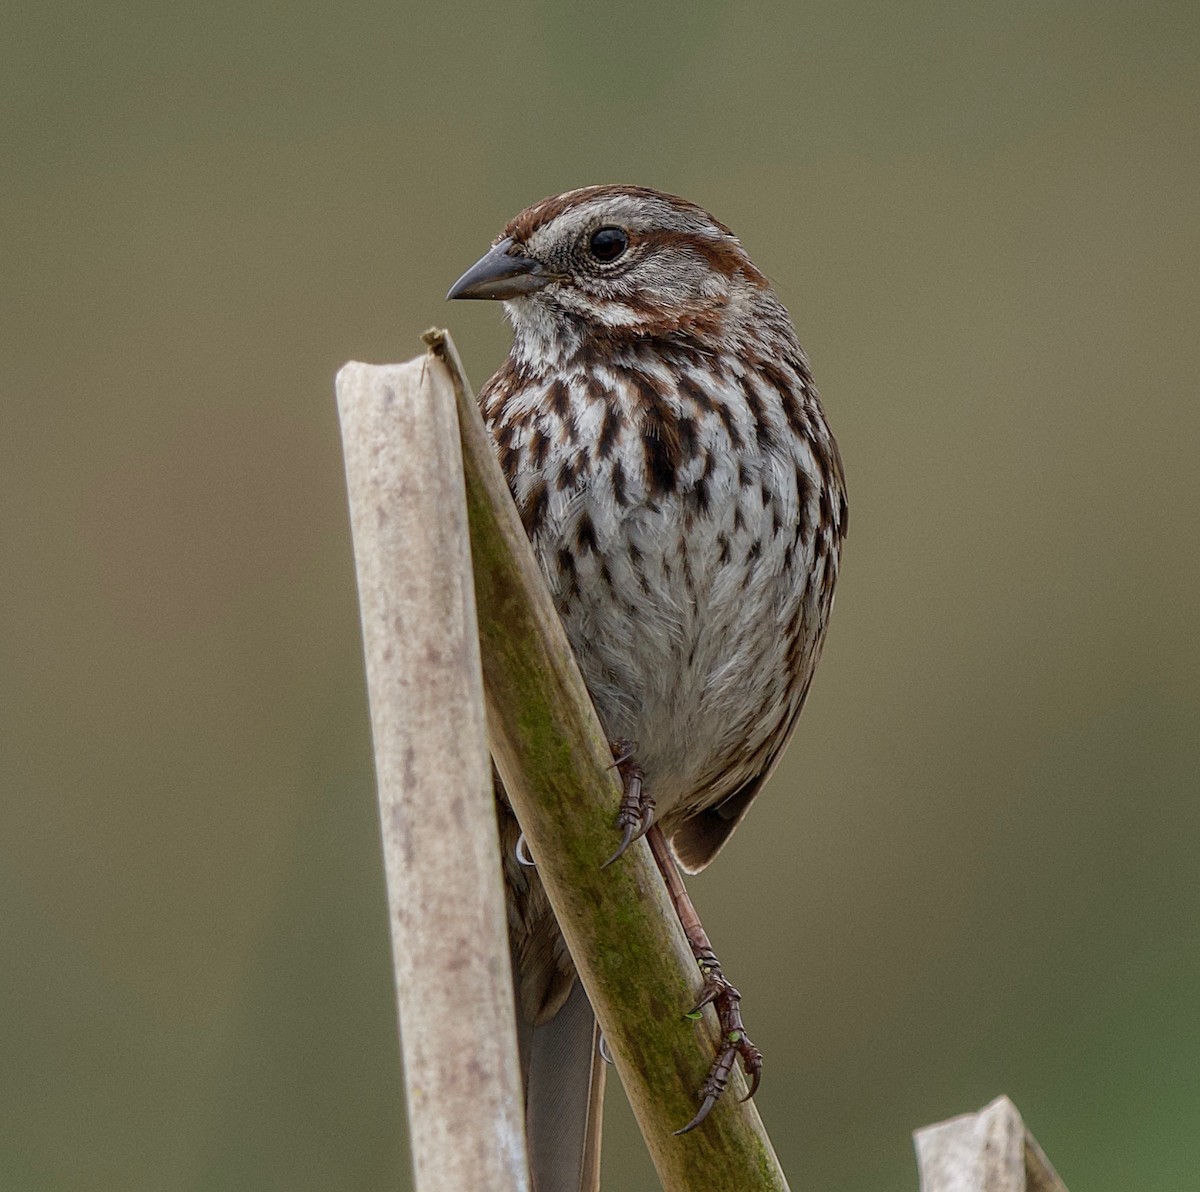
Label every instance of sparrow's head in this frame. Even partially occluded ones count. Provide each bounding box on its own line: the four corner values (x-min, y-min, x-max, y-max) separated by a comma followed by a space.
447, 185, 775, 352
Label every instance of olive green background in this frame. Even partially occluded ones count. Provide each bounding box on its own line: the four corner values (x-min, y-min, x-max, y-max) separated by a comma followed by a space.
3, 1, 1198, 1189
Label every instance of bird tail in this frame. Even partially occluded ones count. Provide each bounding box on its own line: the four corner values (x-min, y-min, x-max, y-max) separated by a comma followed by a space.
523, 979, 606, 1192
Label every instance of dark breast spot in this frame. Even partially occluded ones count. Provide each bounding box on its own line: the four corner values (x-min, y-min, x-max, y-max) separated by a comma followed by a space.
771, 500, 785, 535
678, 374, 714, 413
498, 443, 519, 484
758, 359, 811, 441
610, 457, 629, 507
529, 427, 550, 468
556, 547, 580, 598
642, 429, 678, 496
597, 399, 622, 459
676, 415, 699, 456
818, 482, 837, 535
740, 376, 776, 452
627, 369, 682, 496
575, 510, 599, 554
519, 480, 549, 537
556, 453, 583, 491
546, 378, 570, 418
712, 397, 744, 450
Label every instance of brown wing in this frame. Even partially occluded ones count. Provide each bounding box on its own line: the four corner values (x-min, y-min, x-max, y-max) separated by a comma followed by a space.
670, 773, 766, 874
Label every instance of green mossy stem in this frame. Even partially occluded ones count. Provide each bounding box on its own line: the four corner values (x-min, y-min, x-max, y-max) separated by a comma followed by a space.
422, 330, 790, 1191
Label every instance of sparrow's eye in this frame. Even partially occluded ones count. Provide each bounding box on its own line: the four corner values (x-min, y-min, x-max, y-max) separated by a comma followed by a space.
587, 226, 629, 263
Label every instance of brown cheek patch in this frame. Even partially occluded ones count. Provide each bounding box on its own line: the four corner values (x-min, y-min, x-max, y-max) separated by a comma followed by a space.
635, 229, 768, 286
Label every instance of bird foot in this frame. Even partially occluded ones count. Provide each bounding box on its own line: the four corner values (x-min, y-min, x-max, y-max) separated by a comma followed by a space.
602, 739, 655, 868
675, 960, 762, 1135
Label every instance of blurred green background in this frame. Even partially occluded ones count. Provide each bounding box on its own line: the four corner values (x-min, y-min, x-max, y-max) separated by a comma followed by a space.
3, 1, 1198, 1188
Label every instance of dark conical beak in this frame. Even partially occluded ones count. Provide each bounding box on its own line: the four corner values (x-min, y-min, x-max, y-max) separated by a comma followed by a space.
445, 238, 554, 301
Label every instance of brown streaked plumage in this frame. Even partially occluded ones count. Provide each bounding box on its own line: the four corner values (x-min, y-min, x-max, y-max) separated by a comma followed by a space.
448, 184, 847, 1190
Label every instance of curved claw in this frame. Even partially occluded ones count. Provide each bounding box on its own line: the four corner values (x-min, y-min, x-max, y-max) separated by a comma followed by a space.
740, 1064, 762, 1102
601, 820, 638, 869
602, 742, 653, 867
514, 832, 536, 868
676, 972, 760, 1130
601, 803, 655, 869
597, 1032, 614, 1065
674, 1093, 719, 1136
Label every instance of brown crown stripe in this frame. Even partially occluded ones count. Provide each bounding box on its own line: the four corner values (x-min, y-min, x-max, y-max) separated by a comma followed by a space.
503, 184, 737, 243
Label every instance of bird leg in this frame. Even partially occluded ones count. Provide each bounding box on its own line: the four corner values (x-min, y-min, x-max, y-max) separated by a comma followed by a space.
598, 745, 760, 1130
646, 825, 763, 1135
602, 739, 654, 868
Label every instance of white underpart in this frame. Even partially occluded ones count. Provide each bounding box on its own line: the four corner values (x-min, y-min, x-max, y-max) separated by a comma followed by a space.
496, 351, 829, 816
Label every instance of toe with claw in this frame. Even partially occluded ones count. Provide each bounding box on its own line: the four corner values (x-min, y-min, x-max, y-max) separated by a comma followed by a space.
675, 962, 763, 1134
602, 739, 655, 868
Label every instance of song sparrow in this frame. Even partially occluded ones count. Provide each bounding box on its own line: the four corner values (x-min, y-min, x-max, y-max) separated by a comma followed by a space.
448, 185, 846, 1191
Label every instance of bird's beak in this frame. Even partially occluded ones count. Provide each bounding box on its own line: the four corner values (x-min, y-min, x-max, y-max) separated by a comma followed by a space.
446, 238, 554, 301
